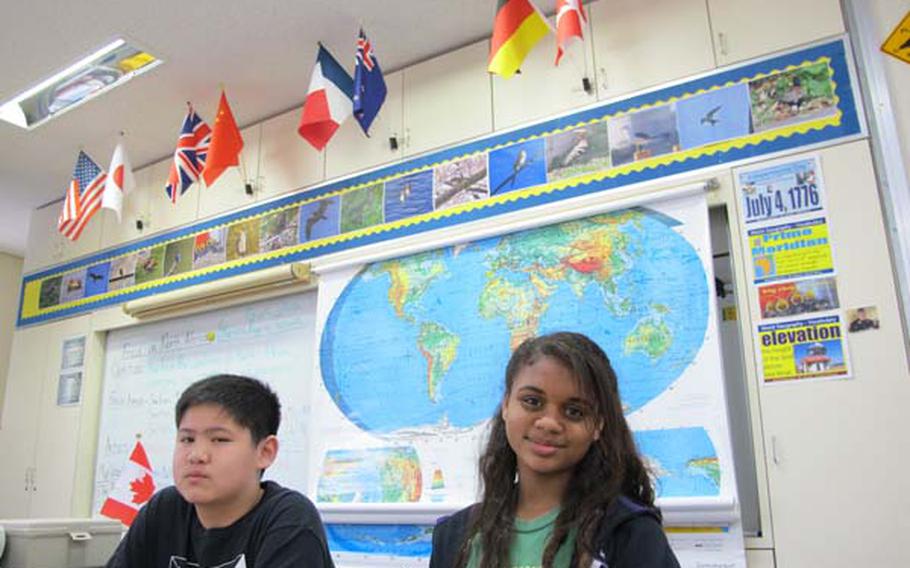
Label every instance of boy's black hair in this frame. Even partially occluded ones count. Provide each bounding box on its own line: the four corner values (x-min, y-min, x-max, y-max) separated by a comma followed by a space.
175, 374, 281, 444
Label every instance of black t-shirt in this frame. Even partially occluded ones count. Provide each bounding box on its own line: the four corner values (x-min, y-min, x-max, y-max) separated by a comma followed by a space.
106, 481, 334, 568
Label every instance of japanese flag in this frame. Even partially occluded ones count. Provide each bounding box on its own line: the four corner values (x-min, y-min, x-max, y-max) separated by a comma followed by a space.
101, 141, 136, 222
100, 440, 156, 526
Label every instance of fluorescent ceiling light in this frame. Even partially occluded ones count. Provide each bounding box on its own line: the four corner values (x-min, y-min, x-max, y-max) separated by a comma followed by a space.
0, 38, 162, 130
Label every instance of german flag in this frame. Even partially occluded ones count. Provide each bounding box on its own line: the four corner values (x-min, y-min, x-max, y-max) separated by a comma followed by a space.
488, 0, 551, 78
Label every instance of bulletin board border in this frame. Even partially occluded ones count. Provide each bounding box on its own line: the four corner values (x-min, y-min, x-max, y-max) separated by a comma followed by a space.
18, 38, 862, 327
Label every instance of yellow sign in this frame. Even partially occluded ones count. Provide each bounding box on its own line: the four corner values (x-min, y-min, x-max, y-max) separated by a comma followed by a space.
881, 11, 910, 64
757, 316, 849, 383
748, 218, 833, 284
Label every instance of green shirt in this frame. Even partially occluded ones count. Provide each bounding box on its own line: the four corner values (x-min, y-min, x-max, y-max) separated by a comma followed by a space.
466, 508, 578, 568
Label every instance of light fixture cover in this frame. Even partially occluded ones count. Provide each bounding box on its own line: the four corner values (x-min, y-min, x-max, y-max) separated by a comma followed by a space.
0, 39, 161, 130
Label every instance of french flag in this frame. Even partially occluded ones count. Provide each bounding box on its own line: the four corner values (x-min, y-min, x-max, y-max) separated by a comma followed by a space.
298, 44, 354, 151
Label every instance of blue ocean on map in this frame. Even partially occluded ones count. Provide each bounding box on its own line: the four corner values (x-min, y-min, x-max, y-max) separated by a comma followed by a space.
327, 524, 433, 557
636, 427, 720, 497
320, 208, 709, 435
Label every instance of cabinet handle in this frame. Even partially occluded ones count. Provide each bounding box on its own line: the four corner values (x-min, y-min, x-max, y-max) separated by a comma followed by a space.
771, 435, 781, 465
24, 468, 29, 491
718, 32, 729, 57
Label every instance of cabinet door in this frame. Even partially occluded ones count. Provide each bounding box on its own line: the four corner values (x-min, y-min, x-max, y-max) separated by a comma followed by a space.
23, 199, 104, 272
708, 0, 844, 66
0, 327, 47, 517
98, 163, 152, 248
403, 41, 493, 157
146, 158, 201, 236
746, 549, 775, 568
197, 124, 262, 220
743, 142, 910, 567
491, 18, 596, 130
325, 70, 403, 180
258, 107, 325, 199
23, 203, 69, 273
28, 315, 93, 517
590, 0, 715, 101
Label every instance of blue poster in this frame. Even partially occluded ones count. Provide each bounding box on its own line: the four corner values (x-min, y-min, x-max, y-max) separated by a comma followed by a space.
385, 170, 434, 223
676, 83, 752, 150
489, 139, 547, 196
299, 197, 341, 242
85, 262, 111, 297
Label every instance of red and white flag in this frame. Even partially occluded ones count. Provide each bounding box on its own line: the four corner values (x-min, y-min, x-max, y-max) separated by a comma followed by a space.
100, 440, 156, 526
101, 140, 135, 222
555, 0, 587, 65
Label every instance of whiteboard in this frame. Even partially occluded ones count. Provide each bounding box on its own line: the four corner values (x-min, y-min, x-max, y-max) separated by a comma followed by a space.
92, 291, 317, 514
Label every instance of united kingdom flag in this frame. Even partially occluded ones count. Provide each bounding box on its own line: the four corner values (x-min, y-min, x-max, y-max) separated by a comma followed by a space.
164, 105, 211, 203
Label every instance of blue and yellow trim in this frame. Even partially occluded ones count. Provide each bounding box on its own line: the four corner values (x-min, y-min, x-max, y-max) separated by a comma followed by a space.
18, 38, 862, 327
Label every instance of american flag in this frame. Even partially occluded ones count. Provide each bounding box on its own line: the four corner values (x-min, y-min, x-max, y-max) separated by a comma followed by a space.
164, 105, 211, 203
58, 151, 106, 241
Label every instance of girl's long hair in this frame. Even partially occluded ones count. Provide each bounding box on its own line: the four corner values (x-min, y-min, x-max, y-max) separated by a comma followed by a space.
454, 332, 655, 568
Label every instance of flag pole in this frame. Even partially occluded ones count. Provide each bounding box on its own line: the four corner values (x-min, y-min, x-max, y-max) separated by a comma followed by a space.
220, 85, 253, 196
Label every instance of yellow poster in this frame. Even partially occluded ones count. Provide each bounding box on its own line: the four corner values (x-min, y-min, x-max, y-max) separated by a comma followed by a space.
881, 11, 910, 64
748, 217, 833, 284
757, 315, 850, 383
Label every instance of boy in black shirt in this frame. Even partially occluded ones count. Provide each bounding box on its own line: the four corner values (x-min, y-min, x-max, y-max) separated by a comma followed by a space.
107, 374, 334, 568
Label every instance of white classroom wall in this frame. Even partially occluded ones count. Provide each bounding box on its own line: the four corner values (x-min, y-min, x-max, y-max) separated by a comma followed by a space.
3, 1, 910, 566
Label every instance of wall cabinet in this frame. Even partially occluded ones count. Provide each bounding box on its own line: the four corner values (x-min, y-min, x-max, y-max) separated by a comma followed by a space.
325, 71, 404, 180
98, 163, 153, 248
746, 549, 775, 568
589, 0, 715, 101
736, 142, 910, 567
23, 199, 105, 274
402, 41, 493, 157
0, 315, 94, 518
145, 158, 200, 236
196, 124, 262, 220
258, 107, 325, 200
491, 20, 596, 130
23, 204, 69, 273
708, 0, 844, 66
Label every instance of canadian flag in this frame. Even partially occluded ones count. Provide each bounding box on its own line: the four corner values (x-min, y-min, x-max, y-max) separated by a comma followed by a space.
100, 440, 156, 526
101, 140, 136, 223
555, 0, 587, 65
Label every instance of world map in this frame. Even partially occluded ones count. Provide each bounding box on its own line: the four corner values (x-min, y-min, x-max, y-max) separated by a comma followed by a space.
323, 208, 708, 422
319, 206, 720, 504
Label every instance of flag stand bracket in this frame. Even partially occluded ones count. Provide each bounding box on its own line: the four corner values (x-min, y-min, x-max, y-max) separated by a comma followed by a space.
582, 77, 593, 95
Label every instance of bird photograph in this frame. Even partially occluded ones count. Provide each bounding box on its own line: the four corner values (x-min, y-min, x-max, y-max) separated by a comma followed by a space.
609, 104, 679, 166
489, 140, 546, 196
433, 155, 488, 209
304, 199, 335, 241
748, 62, 836, 131
545, 122, 611, 182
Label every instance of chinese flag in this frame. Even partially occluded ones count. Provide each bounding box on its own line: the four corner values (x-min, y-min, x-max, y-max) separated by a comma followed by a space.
201, 90, 244, 187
